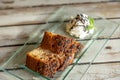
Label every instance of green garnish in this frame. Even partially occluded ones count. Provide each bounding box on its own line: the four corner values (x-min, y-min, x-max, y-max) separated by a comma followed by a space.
86, 17, 95, 30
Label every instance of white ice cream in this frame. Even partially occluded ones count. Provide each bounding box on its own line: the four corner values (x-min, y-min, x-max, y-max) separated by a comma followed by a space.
66, 14, 95, 39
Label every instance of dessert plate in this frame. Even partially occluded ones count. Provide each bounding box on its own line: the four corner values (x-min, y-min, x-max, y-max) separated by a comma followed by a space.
0, 6, 119, 80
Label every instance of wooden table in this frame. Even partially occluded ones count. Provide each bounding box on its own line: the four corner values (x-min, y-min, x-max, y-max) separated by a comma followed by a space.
0, 0, 120, 80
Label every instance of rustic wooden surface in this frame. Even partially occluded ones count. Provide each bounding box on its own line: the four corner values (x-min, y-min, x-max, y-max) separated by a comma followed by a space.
0, 0, 120, 80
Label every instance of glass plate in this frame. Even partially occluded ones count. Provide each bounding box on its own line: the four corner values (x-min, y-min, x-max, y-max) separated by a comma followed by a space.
0, 6, 119, 80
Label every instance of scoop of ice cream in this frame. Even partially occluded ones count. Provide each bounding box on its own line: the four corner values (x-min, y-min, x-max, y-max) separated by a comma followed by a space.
66, 14, 95, 39
70, 26, 88, 39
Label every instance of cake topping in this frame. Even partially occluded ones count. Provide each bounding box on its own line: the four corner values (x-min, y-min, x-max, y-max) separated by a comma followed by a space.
66, 14, 95, 39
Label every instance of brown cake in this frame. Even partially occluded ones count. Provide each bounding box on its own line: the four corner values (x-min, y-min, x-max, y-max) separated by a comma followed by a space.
26, 32, 84, 78
40, 32, 83, 54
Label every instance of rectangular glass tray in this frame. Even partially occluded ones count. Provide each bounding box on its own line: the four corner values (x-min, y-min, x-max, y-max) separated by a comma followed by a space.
0, 6, 119, 80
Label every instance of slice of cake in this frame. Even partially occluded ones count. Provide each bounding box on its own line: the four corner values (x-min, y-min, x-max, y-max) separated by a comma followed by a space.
26, 47, 61, 77
26, 32, 84, 78
41, 32, 83, 54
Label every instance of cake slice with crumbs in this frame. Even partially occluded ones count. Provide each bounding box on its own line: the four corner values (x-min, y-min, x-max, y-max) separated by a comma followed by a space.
26, 32, 84, 78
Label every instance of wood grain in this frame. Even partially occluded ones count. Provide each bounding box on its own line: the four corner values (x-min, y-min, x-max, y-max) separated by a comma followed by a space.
0, 46, 20, 66
0, 22, 57, 46
0, 0, 113, 9
0, 2, 119, 26
77, 39, 120, 63
0, 72, 19, 80
64, 63, 120, 80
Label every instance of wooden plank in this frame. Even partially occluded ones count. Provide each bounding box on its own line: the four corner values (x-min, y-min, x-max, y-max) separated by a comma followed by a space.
77, 39, 120, 63
0, 72, 19, 80
0, 7, 58, 26
93, 39, 120, 62
0, 46, 20, 66
0, 23, 56, 46
0, 2, 119, 26
64, 63, 120, 80
0, 0, 112, 9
